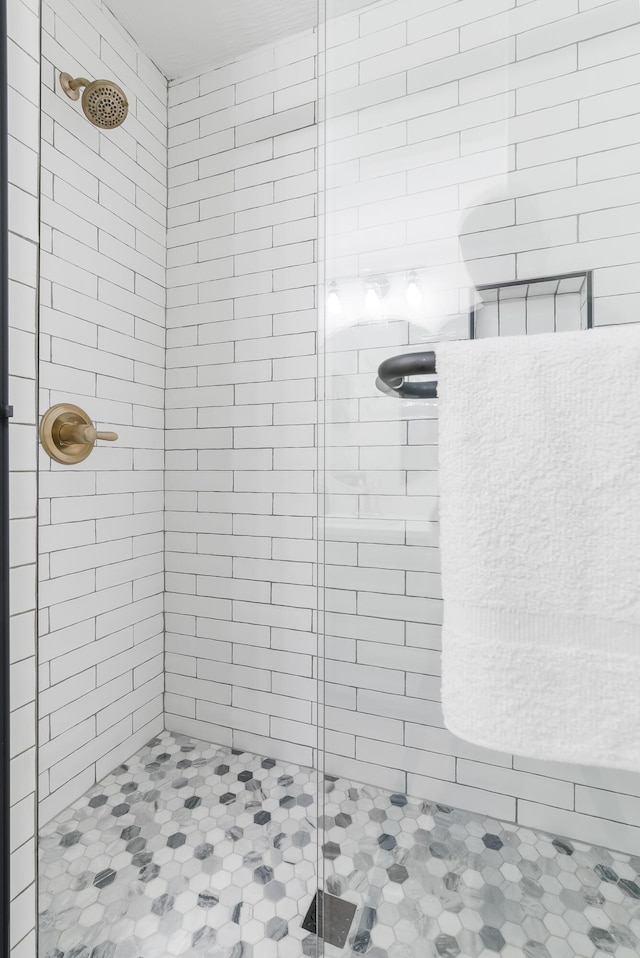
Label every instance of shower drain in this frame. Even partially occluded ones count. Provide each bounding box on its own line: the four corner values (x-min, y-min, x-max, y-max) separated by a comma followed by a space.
302, 890, 357, 949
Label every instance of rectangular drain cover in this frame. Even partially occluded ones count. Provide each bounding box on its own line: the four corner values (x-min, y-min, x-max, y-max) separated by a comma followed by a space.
302, 890, 357, 950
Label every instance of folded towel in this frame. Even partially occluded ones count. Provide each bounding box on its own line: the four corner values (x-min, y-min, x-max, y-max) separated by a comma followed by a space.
436, 324, 640, 770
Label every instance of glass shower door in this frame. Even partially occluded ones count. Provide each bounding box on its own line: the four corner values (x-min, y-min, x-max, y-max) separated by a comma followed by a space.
317, 0, 640, 955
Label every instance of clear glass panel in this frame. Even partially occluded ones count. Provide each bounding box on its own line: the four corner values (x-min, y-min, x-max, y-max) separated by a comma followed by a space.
318, 0, 640, 954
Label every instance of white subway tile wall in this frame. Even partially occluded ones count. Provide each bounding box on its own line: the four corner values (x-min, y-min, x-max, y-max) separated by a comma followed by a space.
8, 0, 39, 952
321, 0, 640, 854
37, 0, 166, 825
161, 0, 640, 857
7, 11, 640, 956
164, 29, 319, 768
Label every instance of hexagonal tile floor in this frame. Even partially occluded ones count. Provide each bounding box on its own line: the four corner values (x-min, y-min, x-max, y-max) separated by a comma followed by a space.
39, 732, 640, 957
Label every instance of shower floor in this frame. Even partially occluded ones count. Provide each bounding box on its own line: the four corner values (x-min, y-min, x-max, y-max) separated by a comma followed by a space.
39, 732, 640, 958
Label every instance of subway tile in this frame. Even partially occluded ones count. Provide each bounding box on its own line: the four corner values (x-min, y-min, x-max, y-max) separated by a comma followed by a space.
357, 738, 456, 783
579, 21, 640, 68
362, 30, 459, 85
27, 0, 640, 878
458, 760, 575, 808
517, 0, 639, 59
405, 723, 512, 768
518, 802, 640, 856
409, 775, 517, 822
462, 0, 578, 50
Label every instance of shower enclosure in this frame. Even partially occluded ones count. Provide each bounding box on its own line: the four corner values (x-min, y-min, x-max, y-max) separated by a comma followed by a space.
3, 0, 640, 954
1, 0, 13, 951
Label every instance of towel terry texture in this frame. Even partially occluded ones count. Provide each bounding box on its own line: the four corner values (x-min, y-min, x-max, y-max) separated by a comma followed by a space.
436, 324, 640, 771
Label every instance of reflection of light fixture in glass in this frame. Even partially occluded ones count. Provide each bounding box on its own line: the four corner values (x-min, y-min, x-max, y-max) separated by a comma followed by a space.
406, 270, 423, 313
364, 276, 388, 320
365, 286, 381, 319
327, 281, 343, 320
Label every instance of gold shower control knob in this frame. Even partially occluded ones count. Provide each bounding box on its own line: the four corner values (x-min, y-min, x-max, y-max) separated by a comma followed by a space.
57, 422, 119, 445
40, 403, 119, 465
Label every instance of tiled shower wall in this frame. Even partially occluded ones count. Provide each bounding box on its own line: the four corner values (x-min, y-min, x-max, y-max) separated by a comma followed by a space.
7, 14, 640, 954
37, 0, 167, 824
8, 0, 39, 952
321, 0, 640, 854
164, 30, 319, 766
164, 0, 640, 856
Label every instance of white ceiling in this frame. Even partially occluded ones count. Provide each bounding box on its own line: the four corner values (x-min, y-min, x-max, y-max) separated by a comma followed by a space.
105, 0, 319, 80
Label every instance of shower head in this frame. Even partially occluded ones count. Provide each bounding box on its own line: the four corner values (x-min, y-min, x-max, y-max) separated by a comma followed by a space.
60, 72, 128, 129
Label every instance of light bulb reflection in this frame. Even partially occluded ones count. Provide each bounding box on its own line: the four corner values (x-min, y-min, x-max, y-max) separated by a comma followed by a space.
406, 271, 424, 317
327, 282, 343, 321
365, 286, 382, 320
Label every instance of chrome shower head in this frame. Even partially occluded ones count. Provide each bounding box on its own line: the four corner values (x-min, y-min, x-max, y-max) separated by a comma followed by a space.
60, 72, 129, 129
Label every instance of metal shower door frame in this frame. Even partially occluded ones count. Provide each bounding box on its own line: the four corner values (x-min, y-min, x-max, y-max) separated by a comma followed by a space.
0, 0, 12, 951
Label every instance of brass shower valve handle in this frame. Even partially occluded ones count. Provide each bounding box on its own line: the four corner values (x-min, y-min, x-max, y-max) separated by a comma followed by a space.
57, 422, 118, 445
40, 403, 119, 465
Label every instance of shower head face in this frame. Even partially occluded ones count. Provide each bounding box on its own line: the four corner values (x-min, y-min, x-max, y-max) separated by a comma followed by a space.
81, 79, 129, 129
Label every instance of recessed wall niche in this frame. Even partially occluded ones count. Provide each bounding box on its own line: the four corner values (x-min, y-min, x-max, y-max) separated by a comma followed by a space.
472, 272, 593, 340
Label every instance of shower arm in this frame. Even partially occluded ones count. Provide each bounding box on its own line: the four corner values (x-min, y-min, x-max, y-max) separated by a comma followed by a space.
67, 76, 90, 90
59, 73, 90, 99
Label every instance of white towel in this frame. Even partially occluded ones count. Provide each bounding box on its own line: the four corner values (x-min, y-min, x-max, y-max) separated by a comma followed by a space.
436, 324, 640, 770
